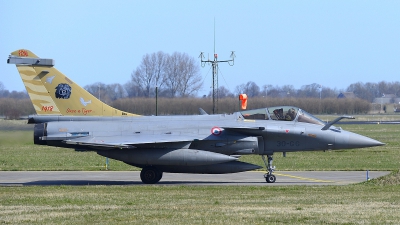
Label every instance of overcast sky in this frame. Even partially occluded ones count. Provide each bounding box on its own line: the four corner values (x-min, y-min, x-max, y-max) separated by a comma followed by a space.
1, 1, 400, 96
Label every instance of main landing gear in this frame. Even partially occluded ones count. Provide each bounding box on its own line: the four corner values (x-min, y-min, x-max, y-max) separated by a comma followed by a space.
140, 166, 163, 184
262, 155, 276, 183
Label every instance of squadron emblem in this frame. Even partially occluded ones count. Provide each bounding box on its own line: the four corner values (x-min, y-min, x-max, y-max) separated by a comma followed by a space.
55, 83, 72, 99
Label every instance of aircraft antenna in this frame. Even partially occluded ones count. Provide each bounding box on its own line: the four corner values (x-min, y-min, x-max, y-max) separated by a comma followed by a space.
199, 19, 235, 114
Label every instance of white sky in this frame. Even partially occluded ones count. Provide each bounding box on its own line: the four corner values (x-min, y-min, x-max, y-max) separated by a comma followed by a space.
1, 1, 400, 96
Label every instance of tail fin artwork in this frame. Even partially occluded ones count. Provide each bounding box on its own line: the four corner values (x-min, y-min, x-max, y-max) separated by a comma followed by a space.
7, 49, 138, 117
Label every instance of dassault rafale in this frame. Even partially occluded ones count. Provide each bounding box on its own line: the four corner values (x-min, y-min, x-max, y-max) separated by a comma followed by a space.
7, 49, 384, 184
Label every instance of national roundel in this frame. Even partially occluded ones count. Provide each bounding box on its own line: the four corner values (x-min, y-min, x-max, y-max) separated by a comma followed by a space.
211, 126, 222, 136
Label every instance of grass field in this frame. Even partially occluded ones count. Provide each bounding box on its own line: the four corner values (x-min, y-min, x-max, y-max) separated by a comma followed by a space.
0, 119, 399, 224
0, 180, 399, 224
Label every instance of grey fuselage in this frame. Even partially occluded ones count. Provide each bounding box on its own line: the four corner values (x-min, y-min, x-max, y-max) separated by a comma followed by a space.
32, 106, 383, 174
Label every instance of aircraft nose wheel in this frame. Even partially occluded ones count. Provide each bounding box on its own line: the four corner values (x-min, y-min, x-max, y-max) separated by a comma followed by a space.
264, 174, 276, 183
261, 155, 276, 183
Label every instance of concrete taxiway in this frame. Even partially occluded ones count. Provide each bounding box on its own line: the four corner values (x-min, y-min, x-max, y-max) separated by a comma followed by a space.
0, 171, 390, 186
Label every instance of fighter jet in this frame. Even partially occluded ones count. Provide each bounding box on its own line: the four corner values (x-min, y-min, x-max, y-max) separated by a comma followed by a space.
8, 49, 384, 184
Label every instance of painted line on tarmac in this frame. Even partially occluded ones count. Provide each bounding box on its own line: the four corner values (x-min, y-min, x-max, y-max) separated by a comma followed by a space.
252, 171, 334, 183
274, 172, 334, 183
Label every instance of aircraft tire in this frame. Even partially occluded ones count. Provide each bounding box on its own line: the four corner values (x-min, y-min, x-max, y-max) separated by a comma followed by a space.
265, 174, 276, 183
140, 167, 162, 184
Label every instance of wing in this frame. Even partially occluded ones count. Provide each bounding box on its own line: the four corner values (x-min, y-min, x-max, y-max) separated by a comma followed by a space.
64, 133, 198, 149
64, 126, 267, 150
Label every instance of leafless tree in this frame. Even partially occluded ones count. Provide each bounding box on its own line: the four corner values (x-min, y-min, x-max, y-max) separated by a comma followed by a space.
207, 86, 234, 98
234, 81, 260, 97
124, 81, 143, 97
84, 82, 126, 104
298, 83, 321, 98
131, 51, 168, 97
245, 81, 260, 97
164, 52, 202, 97
321, 87, 339, 98
260, 84, 273, 97
164, 52, 182, 97
234, 83, 246, 95
177, 54, 202, 97
105, 83, 127, 100
0, 82, 29, 99
84, 82, 107, 98
281, 85, 296, 97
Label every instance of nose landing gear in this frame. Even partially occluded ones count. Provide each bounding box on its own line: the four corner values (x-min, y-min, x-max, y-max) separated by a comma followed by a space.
262, 155, 276, 183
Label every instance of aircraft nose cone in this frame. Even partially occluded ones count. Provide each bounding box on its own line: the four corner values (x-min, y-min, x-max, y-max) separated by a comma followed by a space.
335, 131, 384, 149
348, 134, 384, 148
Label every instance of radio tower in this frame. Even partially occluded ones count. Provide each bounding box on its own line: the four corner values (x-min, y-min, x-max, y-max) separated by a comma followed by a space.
200, 20, 235, 114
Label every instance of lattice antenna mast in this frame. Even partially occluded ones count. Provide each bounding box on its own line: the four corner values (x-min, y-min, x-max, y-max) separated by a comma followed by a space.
199, 20, 235, 114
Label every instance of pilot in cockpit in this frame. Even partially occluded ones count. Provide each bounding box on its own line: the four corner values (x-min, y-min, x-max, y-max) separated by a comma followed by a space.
273, 108, 284, 120
285, 108, 297, 121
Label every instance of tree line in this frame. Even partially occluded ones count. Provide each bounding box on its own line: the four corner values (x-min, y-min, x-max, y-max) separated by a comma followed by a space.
2, 79, 400, 105
0, 97, 370, 119
112, 97, 370, 116
82, 80, 400, 105
347, 81, 400, 102
0, 82, 28, 99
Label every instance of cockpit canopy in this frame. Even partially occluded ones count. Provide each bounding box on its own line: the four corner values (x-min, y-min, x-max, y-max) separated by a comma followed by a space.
240, 106, 326, 126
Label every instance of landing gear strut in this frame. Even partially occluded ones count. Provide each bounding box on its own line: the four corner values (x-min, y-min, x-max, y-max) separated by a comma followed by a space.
262, 155, 276, 183
140, 166, 163, 184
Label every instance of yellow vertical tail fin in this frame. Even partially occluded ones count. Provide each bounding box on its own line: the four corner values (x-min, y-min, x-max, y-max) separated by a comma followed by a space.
8, 49, 139, 117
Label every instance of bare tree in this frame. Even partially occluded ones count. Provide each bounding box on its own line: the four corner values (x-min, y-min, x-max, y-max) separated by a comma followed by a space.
131, 51, 168, 97
260, 84, 273, 97
265, 86, 281, 98
298, 83, 321, 98
281, 85, 296, 97
234, 83, 246, 95
234, 81, 260, 97
0, 82, 29, 99
84, 82, 126, 103
124, 81, 143, 97
177, 54, 202, 97
347, 82, 364, 98
153, 51, 168, 89
85, 82, 106, 98
164, 52, 202, 97
106, 83, 127, 100
321, 87, 339, 98
208, 86, 234, 98
164, 52, 182, 97
245, 81, 260, 97
219, 86, 234, 98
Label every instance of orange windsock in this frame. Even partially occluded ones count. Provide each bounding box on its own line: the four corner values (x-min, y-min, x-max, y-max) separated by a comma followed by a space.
239, 94, 247, 110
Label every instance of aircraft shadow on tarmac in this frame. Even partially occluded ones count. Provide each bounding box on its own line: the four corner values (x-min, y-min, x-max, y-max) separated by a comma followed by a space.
1, 180, 319, 186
